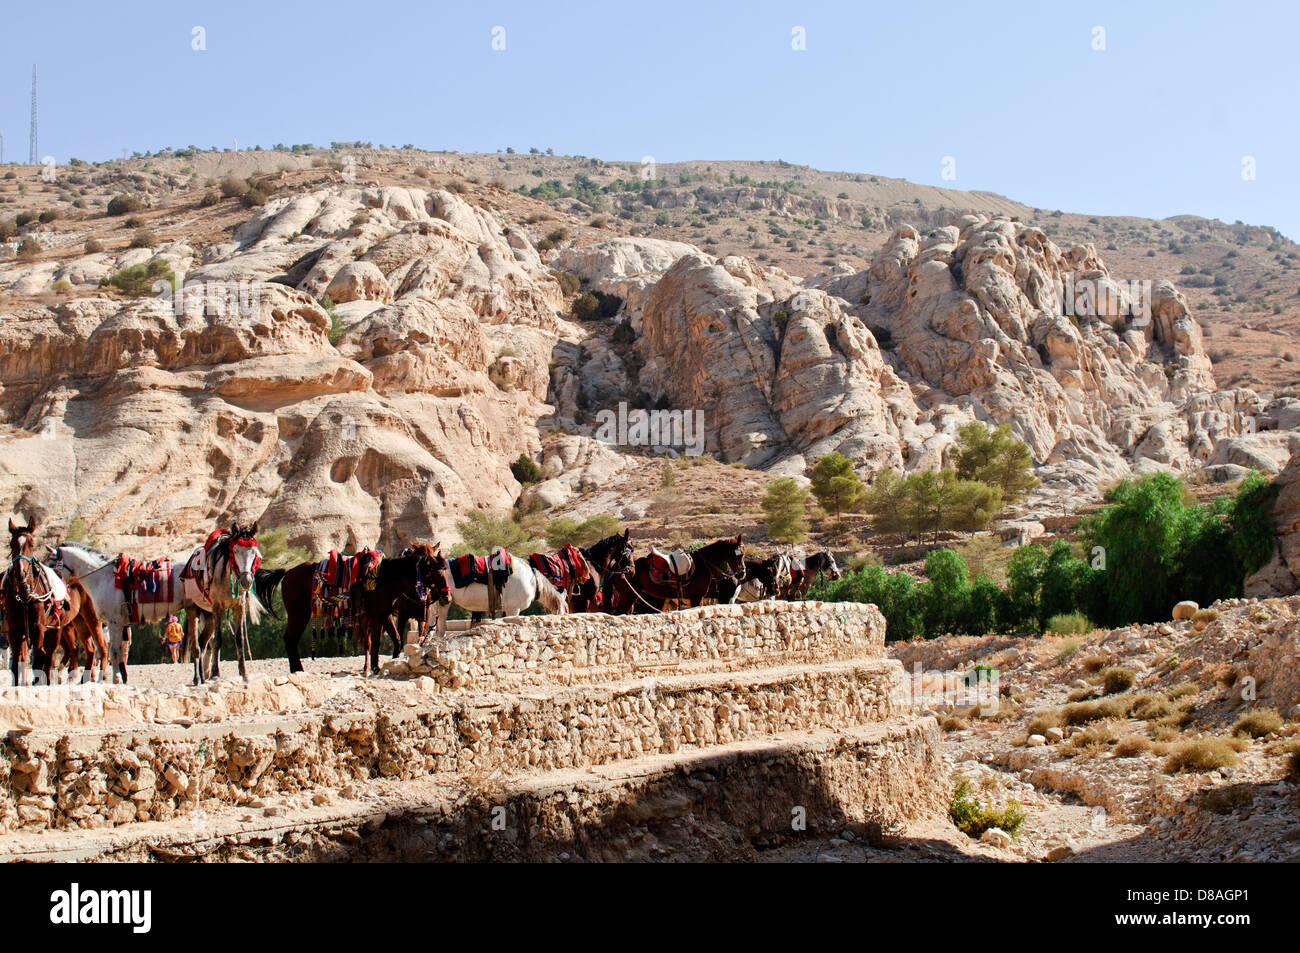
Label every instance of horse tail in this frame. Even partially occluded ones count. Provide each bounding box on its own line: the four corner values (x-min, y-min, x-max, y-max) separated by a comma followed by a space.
245, 589, 266, 626
532, 568, 567, 615
255, 568, 286, 617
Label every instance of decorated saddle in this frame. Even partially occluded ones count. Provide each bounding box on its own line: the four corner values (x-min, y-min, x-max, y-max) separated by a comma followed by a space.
648, 548, 693, 586
311, 548, 382, 618
113, 555, 175, 624
528, 544, 590, 594
450, 547, 512, 589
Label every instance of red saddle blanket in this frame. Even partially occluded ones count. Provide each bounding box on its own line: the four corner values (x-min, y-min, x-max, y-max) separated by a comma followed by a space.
529, 545, 589, 593
647, 551, 692, 586
451, 548, 512, 589
113, 555, 174, 623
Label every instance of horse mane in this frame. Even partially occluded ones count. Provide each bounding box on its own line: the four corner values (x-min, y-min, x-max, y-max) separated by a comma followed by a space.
403, 542, 443, 562
59, 541, 110, 561
530, 568, 567, 614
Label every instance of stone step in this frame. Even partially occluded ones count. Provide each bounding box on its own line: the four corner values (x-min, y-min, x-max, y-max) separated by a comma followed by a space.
0, 717, 944, 862
1, 657, 915, 832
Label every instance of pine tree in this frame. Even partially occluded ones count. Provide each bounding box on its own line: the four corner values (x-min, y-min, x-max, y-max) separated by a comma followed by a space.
761, 478, 810, 543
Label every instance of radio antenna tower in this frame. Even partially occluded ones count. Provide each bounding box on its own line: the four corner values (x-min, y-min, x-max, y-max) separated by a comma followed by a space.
29, 64, 38, 165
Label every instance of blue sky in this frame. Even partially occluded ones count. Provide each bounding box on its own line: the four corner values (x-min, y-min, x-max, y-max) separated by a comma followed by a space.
2, 0, 1296, 237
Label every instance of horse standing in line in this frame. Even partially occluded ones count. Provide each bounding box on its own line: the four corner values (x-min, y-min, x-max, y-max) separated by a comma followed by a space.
48, 541, 203, 681
184, 524, 267, 683
707, 554, 785, 604
350, 545, 450, 675
6, 520, 105, 685
432, 551, 567, 639
783, 550, 843, 599
608, 535, 747, 614
567, 531, 635, 613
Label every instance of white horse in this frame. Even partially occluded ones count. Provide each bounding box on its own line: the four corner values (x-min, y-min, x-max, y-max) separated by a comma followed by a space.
433, 552, 566, 639
47, 542, 203, 682
186, 524, 266, 683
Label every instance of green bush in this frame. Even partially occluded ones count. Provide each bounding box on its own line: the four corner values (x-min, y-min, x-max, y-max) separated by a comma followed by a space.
954, 421, 1039, 503
544, 514, 622, 549
453, 510, 539, 555
948, 779, 1026, 839
864, 469, 1002, 541
510, 454, 541, 484
1046, 612, 1091, 636
102, 258, 175, 297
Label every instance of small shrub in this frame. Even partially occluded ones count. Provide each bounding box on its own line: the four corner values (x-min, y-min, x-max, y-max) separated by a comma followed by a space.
938, 715, 968, 732
1080, 654, 1109, 674
1192, 608, 1219, 624
50, 280, 73, 295
102, 258, 174, 297
1060, 723, 1118, 758
16, 238, 41, 260
1114, 735, 1152, 758
83, 238, 103, 254
219, 175, 249, 198
1066, 688, 1093, 703
129, 228, 156, 249
199, 190, 220, 208
1046, 612, 1091, 636
106, 194, 143, 216
1163, 738, 1241, 774
1232, 708, 1283, 739
1100, 666, 1136, 694
1027, 708, 1066, 736
510, 454, 541, 485
123, 215, 145, 228
948, 779, 1026, 839
38, 209, 63, 224
1051, 639, 1081, 666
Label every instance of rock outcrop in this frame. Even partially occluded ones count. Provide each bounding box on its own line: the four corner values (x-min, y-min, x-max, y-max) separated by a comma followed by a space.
1245, 451, 1300, 597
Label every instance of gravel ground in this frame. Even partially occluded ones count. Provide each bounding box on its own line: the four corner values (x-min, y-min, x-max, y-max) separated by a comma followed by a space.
120, 653, 372, 691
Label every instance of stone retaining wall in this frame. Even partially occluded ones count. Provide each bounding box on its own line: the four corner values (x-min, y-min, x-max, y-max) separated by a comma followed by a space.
400, 601, 886, 688
0, 719, 945, 862
0, 658, 910, 832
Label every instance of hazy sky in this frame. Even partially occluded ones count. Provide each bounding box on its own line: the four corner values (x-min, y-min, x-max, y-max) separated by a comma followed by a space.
2, 0, 1296, 237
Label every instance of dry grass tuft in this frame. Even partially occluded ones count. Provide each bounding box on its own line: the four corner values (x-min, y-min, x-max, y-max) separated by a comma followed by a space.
1163, 738, 1241, 774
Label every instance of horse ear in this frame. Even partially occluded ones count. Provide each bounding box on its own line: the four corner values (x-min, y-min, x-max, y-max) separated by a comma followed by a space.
432, 542, 441, 556
249, 521, 258, 536
8, 517, 17, 533
736, 534, 744, 544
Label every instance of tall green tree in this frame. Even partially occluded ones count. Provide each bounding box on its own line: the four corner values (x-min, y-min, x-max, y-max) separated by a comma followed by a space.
761, 478, 810, 543
954, 421, 1039, 503
809, 452, 866, 518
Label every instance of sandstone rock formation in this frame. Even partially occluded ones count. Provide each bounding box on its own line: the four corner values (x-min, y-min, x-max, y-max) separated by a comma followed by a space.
0, 187, 578, 554
1245, 451, 1300, 597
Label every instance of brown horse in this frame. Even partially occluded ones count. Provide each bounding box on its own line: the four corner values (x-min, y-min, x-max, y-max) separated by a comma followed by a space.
610, 535, 747, 613
273, 545, 448, 674
3, 517, 105, 684
350, 545, 449, 675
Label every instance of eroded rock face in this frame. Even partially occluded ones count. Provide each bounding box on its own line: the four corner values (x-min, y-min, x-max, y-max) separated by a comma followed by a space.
0, 187, 570, 554
1245, 452, 1300, 597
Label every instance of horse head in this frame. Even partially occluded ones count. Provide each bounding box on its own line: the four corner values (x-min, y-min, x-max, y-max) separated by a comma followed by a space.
227, 522, 262, 593
820, 550, 842, 580
591, 530, 635, 577
405, 541, 450, 606
8, 516, 35, 559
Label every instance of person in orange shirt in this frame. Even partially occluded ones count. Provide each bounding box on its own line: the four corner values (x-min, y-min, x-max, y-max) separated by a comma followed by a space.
162, 615, 184, 664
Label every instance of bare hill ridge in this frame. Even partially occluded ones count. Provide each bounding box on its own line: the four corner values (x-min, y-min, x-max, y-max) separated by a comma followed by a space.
0, 148, 1297, 554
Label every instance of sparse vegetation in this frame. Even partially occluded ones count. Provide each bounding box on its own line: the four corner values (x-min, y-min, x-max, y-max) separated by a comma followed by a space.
1163, 738, 1241, 774
948, 779, 1026, 839
1232, 708, 1283, 739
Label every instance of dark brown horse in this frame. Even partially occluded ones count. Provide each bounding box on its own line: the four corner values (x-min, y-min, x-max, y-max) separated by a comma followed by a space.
707, 555, 782, 604
350, 545, 449, 675
609, 535, 747, 614
3, 517, 104, 684
274, 545, 448, 674
561, 531, 634, 613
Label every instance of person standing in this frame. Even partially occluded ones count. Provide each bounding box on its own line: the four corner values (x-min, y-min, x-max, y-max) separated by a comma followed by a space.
163, 615, 184, 663
111, 623, 132, 684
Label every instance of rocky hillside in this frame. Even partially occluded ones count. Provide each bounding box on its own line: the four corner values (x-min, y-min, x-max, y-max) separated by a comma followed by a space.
0, 148, 1297, 556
